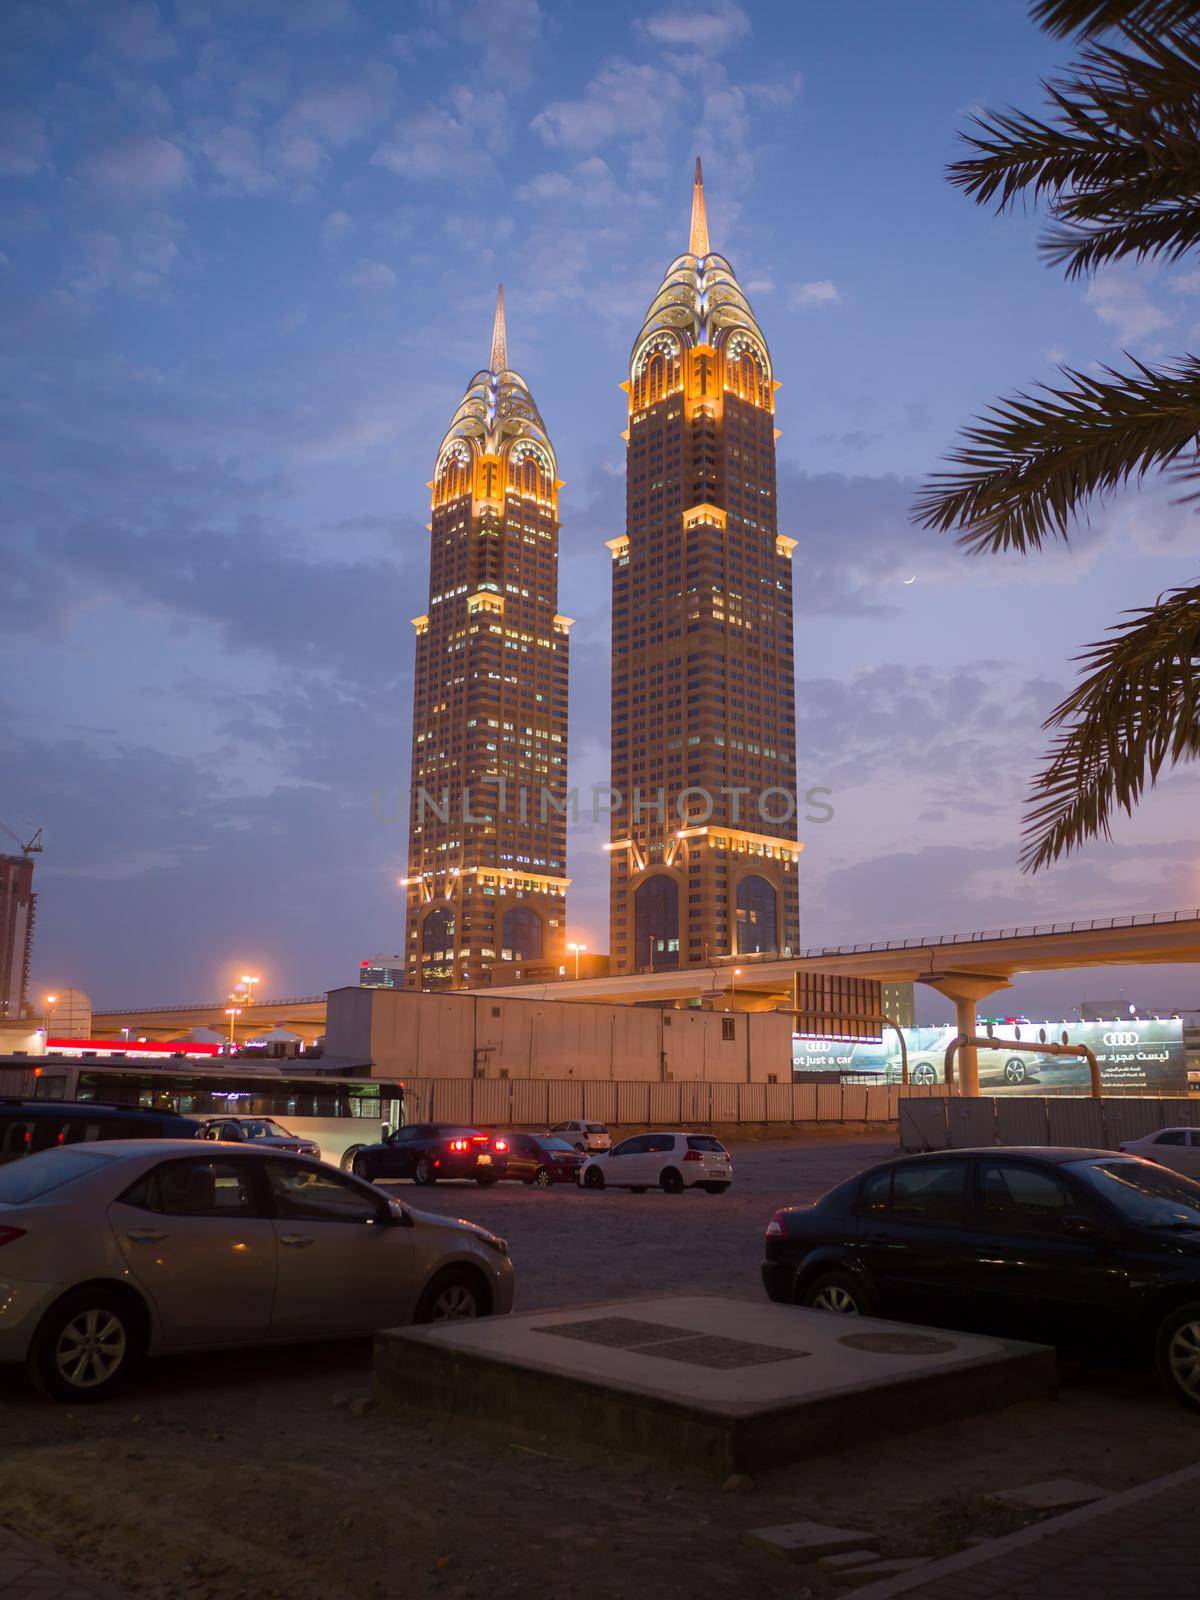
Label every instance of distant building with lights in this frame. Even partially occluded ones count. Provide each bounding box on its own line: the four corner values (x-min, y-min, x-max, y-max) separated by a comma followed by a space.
0, 853, 36, 1018
608, 162, 800, 974
359, 955, 405, 989
404, 288, 570, 989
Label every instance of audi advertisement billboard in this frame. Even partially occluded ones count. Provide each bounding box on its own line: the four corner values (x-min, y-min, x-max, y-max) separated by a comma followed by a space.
793, 1018, 1189, 1095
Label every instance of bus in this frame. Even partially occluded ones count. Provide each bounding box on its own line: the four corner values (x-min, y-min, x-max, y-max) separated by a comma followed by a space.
6, 1059, 404, 1170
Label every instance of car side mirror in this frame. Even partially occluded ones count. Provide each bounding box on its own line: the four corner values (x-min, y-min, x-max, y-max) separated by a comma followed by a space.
382, 1199, 411, 1228
1063, 1214, 1101, 1240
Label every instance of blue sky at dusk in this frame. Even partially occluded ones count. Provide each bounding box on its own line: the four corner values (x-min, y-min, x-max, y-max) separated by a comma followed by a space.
4, 0, 1199, 1016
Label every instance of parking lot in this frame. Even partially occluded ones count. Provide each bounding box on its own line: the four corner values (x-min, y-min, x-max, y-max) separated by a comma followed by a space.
378, 1135, 898, 1310
4, 1133, 1200, 1600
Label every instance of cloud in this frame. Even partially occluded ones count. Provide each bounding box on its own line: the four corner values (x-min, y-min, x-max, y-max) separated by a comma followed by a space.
107, 2, 178, 64
343, 258, 397, 290
1084, 269, 1171, 344
1168, 270, 1200, 295
790, 279, 841, 309
81, 135, 189, 196
517, 156, 625, 209
531, 60, 685, 150
638, 1, 750, 52
373, 97, 496, 180
65, 216, 183, 299
0, 109, 51, 177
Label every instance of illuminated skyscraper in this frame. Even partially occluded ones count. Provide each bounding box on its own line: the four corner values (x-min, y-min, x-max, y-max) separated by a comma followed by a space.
608, 162, 800, 974
404, 288, 570, 989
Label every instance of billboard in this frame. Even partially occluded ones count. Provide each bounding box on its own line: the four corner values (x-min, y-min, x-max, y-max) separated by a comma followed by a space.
793, 1018, 1190, 1096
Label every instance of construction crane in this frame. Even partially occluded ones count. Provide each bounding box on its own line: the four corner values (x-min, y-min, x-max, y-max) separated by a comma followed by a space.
0, 818, 43, 857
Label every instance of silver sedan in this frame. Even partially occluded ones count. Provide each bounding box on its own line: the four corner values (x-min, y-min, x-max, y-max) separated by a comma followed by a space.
0, 1139, 514, 1401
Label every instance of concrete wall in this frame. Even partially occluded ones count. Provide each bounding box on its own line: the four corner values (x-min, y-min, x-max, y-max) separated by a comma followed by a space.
325, 986, 796, 1083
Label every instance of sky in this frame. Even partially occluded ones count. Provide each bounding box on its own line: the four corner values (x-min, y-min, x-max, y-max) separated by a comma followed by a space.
3, 0, 1199, 1020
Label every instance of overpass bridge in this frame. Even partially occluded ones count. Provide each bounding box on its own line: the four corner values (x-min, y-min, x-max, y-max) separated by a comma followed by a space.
92, 907, 1200, 1094
486, 906, 1200, 1093
92, 996, 327, 1046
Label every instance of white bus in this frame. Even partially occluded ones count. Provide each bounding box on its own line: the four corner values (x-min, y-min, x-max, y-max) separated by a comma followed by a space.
12, 1059, 404, 1171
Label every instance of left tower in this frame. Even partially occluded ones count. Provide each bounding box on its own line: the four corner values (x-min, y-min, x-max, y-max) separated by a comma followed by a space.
404, 286, 571, 990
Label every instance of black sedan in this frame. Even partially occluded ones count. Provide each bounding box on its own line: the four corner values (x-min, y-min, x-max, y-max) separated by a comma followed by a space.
762, 1145, 1200, 1410
351, 1123, 509, 1186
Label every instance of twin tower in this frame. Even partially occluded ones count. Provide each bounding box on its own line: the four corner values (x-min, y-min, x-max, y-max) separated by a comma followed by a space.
403, 162, 800, 990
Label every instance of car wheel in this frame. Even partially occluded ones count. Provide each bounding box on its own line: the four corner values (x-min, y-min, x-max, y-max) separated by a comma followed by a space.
911, 1063, 937, 1086
1004, 1059, 1027, 1085
703, 1182, 729, 1194
534, 1166, 553, 1188
28, 1288, 144, 1403
351, 1153, 370, 1179
412, 1155, 435, 1186
414, 1268, 488, 1324
583, 1166, 605, 1190
341, 1145, 364, 1172
660, 1167, 685, 1195
801, 1271, 877, 1317
1156, 1301, 1200, 1411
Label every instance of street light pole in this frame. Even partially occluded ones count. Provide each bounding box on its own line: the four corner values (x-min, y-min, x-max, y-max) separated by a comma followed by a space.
730, 967, 742, 1011
566, 941, 587, 981
225, 1007, 241, 1049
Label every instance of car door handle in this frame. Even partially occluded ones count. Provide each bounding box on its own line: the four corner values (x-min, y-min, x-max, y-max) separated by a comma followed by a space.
125, 1229, 167, 1243
279, 1234, 315, 1248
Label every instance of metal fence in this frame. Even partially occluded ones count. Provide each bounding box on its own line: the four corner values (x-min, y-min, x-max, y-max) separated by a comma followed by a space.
900, 1095, 1200, 1152
399, 1078, 942, 1126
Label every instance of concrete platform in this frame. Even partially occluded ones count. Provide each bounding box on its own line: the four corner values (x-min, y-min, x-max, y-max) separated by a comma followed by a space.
375, 1295, 1055, 1475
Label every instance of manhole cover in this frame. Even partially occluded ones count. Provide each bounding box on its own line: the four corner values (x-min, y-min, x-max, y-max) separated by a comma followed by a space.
837, 1332, 956, 1355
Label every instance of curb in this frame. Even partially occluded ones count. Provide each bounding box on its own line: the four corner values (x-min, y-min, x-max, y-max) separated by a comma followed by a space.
849, 1460, 1200, 1598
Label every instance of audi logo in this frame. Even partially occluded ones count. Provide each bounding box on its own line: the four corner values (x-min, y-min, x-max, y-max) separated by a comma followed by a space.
1103, 1031, 1139, 1047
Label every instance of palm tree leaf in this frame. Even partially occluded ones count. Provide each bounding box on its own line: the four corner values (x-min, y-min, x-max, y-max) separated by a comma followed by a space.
1021, 583, 1200, 870
913, 358, 1200, 553
949, 24, 1200, 278
1032, 0, 1200, 38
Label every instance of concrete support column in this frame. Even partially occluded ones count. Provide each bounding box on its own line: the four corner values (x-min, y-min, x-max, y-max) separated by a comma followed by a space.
920, 971, 1014, 1097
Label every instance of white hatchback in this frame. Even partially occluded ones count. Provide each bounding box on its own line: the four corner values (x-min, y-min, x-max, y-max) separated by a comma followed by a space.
549, 1120, 611, 1153
1119, 1128, 1200, 1176
579, 1132, 732, 1194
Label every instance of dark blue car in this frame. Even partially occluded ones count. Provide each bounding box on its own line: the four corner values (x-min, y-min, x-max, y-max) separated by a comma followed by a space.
352, 1122, 509, 1186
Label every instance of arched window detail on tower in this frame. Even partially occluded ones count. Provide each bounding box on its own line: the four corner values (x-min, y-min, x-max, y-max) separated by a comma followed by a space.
631, 333, 681, 411
735, 875, 777, 955
634, 875, 680, 971
435, 442, 472, 505
501, 905, 543, 962
421, 905, 457, 965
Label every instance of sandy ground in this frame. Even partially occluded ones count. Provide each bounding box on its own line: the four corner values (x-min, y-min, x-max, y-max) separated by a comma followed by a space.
2, 1137, 1198, 1599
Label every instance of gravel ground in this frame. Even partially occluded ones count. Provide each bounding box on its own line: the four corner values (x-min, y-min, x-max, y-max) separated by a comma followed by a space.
2, 1136, 1197, 1600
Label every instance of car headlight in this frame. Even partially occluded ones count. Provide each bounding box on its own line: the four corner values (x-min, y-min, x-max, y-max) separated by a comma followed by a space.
473, 1230, 508, 1257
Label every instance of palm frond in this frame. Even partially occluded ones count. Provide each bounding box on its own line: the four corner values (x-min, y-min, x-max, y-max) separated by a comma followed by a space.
950, 25, 1200, 278
1032, 0, 1200, 39
1021, 583, 1200, 870
913, 357, 1200, 554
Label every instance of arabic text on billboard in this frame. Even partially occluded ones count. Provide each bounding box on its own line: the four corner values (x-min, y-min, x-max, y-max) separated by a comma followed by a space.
792, 1019, 1189, 1095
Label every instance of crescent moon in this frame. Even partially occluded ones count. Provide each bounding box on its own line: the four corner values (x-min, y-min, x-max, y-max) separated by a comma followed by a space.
903, 575, 917, 584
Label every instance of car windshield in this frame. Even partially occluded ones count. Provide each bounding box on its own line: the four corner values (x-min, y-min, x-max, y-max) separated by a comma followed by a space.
0, 1147, 118, 1204
585, 1125, 607, 1134
687, 1136, 726, 1153
539, 1138, 575, 1153
239, 1119, 289, 1139
1070, 1158, 1200, 1228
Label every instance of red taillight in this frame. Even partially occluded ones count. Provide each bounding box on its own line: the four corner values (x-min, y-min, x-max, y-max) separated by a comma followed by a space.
471, 1135, 488, 1143
765, 1211, 786, 1239
0, 1227, 27, 1248
683, 1150, 703, 1162
449, 1139, 469, 1152
494, 1139, 508, 1153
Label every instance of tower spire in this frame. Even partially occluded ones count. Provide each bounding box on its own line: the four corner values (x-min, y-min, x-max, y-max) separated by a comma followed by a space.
490, 282, 507, 373
689, 156, 709, 258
